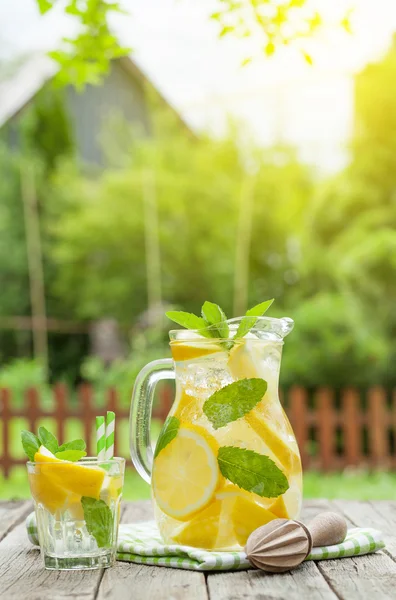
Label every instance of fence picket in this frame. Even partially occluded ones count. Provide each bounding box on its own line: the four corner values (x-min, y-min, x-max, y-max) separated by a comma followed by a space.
54, 383, 67, 444
368, 387, 389, 468
342, 388, 360, 467
317, 388, 335, 471
288, 386, 309, 468
1, 389, 11, 478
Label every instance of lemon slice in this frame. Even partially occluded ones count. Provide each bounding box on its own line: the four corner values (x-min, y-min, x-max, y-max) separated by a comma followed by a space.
34, 447, 105, 499
232, 495, 278, 546
173, 390, 201, 422
244, 410, 300, 476
228, 341, 262, 379
28, 471, 69, 515
173, 500, 222, 549
171, 342, 221, 362
152, 424, 220, 520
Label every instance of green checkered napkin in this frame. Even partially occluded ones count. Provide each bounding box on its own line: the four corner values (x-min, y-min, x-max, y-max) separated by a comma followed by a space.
26, 513, 384, 571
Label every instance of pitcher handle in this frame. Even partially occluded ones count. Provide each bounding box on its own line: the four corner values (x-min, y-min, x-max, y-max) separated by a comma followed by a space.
129, 358, 175, 483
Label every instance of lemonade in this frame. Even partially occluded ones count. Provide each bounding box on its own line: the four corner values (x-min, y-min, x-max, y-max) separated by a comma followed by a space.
130, 301, 302, 551
22, 428, 125, 570
149, 318, 302, 550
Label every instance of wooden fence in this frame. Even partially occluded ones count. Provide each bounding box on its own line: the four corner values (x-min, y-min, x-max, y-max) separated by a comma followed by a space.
1, 385, 395, 477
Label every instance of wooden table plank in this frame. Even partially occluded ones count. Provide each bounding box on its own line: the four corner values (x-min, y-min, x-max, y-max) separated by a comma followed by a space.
97, 501, 208, 600
207, 561, 339, 600
333, 499, 396, 560
0, 517, 104, 599
314, 499, 396, 600
0, 500, 32, 542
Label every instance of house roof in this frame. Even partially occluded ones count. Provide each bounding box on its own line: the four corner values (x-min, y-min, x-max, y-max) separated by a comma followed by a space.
0, 52, 193, 134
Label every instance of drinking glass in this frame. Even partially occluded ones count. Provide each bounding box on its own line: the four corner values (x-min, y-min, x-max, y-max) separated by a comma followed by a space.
27, 456, 125, 570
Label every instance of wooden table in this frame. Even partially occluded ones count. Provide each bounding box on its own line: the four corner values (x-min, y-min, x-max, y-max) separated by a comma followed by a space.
1, 499, 396, 599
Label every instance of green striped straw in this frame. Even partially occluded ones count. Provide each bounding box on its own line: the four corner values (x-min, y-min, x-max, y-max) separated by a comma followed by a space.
96, 415, 106, 461
105, 411, 115, 460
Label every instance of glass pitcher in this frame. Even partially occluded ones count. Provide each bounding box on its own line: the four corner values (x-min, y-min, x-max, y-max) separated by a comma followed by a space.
130, 317, 302, 551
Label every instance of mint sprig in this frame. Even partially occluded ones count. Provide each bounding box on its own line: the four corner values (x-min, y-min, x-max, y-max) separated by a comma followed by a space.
154, 416, 180, 458
201, 301, 229, 338
203, 378, 267, 429
21, 426, 87, 462
81, 497, 114, 548
166, 298, 274, 343
234, 299, 274, 340
217, 446, 289, 498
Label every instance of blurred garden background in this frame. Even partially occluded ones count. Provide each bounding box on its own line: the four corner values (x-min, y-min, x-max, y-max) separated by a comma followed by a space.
1, 0, 396, 500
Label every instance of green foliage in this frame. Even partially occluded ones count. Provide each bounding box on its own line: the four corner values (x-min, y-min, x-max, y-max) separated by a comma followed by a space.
35, 0, 352, 88
210, 0, 352, 66
36, 0, 130, 89
0, 359, 51, 405
80, 329, 171, 406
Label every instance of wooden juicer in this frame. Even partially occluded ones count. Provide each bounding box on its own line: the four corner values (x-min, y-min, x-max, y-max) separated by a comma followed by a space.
245, 512, 348, 573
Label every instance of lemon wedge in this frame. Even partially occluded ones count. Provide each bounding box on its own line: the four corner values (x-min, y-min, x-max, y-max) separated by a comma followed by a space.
152, 424, 220, 520
232, 495, 278, 546
173, 390, 201, 423
34, 446, 105, 499
173, 500, 222, 549
244, 410, 300, 476
269, 494, 289, 518
28, 471, 69, 515
170, 342, 221, 362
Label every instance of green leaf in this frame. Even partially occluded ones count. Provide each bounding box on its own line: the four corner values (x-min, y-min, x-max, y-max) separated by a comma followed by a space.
203, 378, 267, 429
36, 0, 54, 15
234, 299, 274, 340
217, 446, 289, 498
38, 426, 59, 454
245, 299, 274, 317
154, 416, 180, 458
201, 301, 229, 338
55, 450, 87, 461
58, 439, 86, 452
166, 311, 208, 331
21, 430, 41, 461
81, 497, 114, 548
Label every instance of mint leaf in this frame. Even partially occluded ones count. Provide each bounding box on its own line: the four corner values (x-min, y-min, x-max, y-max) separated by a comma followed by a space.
81, 497, 114, 548
203, 378, 267, 429
55, 450, 87, 461
201, 301, 229, 338
154, 416, 180, 458
217, 446, 289, 498
38, 426, 59, 454
235, 299, 274, 340
166, 311, 212, 336
246, 299, 274, 317
21, 430, 41, 461
58, 439, 86, 452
